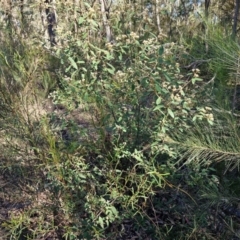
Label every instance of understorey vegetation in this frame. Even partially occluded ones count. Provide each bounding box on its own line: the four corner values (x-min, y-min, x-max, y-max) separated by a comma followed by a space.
0, 0, 240, 239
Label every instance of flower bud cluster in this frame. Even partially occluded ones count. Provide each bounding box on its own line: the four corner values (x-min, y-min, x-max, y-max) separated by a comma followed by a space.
129, 32, 139, 40
143, 38, 156, 46
116, 35, 128, 41
192, 68, 200, 78
197, 107, 214, 122
105, 42, 113, 50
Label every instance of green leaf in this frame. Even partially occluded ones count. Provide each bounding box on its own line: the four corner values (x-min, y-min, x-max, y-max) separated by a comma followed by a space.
155, 83, 162, 93
77, 173, 87, 179
98, 217, 104, 228
77, 60, 85, 64
163, 73, 172, 82
167, 108, 174, 118
159, 46, 164, 55
161, 126, 166, 133
106, 53, 113, 60
153, 105, 164, 112
78, 17, 85, 25
89, 19, 99, 28
156, 97, 162, 105
84, 2, 91, 8
106, 63, 115, 74
110, 206, 118, 216
191, 77, 202, 84
65, 65, 71, 73
207, 120, 214, 125
119, 54, 122, 61
68, 57, 78, 70
106, 68, 115, 75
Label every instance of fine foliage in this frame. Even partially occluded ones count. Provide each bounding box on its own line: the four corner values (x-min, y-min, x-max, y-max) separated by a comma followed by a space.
0, 1, 240, 240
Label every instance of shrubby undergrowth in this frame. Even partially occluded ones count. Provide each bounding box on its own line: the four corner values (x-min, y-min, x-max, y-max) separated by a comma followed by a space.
0, 1, 240, 240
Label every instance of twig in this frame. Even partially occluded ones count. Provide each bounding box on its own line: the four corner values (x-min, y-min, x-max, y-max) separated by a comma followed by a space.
183, 59, 211, 69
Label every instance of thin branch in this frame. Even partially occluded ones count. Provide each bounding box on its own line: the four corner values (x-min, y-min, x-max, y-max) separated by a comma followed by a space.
183, 59, 211, 69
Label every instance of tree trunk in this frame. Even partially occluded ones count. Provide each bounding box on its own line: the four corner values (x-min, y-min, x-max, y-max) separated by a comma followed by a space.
232, 0, 240, 39
99, 0, 112, 42
205, 0, 210, 19
156, 0, 161, 34
45, 0, 57, 46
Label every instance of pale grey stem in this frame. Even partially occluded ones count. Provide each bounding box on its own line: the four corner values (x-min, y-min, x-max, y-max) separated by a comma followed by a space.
99, 0, 112, 42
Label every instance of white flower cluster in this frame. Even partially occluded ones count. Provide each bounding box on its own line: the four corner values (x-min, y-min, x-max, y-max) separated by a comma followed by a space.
88, 7, 96, 18
116, 34, 128, 41
143, 38, 156, 45
127, 67, 134, 74
198, 107, 214, 122
105, 42, 113, 50
116, 70, 125, 78
192, 68, 200, 78
114, 70, 127, 83
116, 32, 139, 44
129, 32, 139, 40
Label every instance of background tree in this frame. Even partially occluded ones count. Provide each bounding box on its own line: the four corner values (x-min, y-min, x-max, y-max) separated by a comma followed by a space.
232, 0, 240, 38
0, 0, 240, 239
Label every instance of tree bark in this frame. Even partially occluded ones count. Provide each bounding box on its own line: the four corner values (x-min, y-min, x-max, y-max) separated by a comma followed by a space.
156, 0, 161, 34
205, 0, 210, 19
45, 0, 57, 46
232, 0, 240, 39
99, 0, 112, 42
